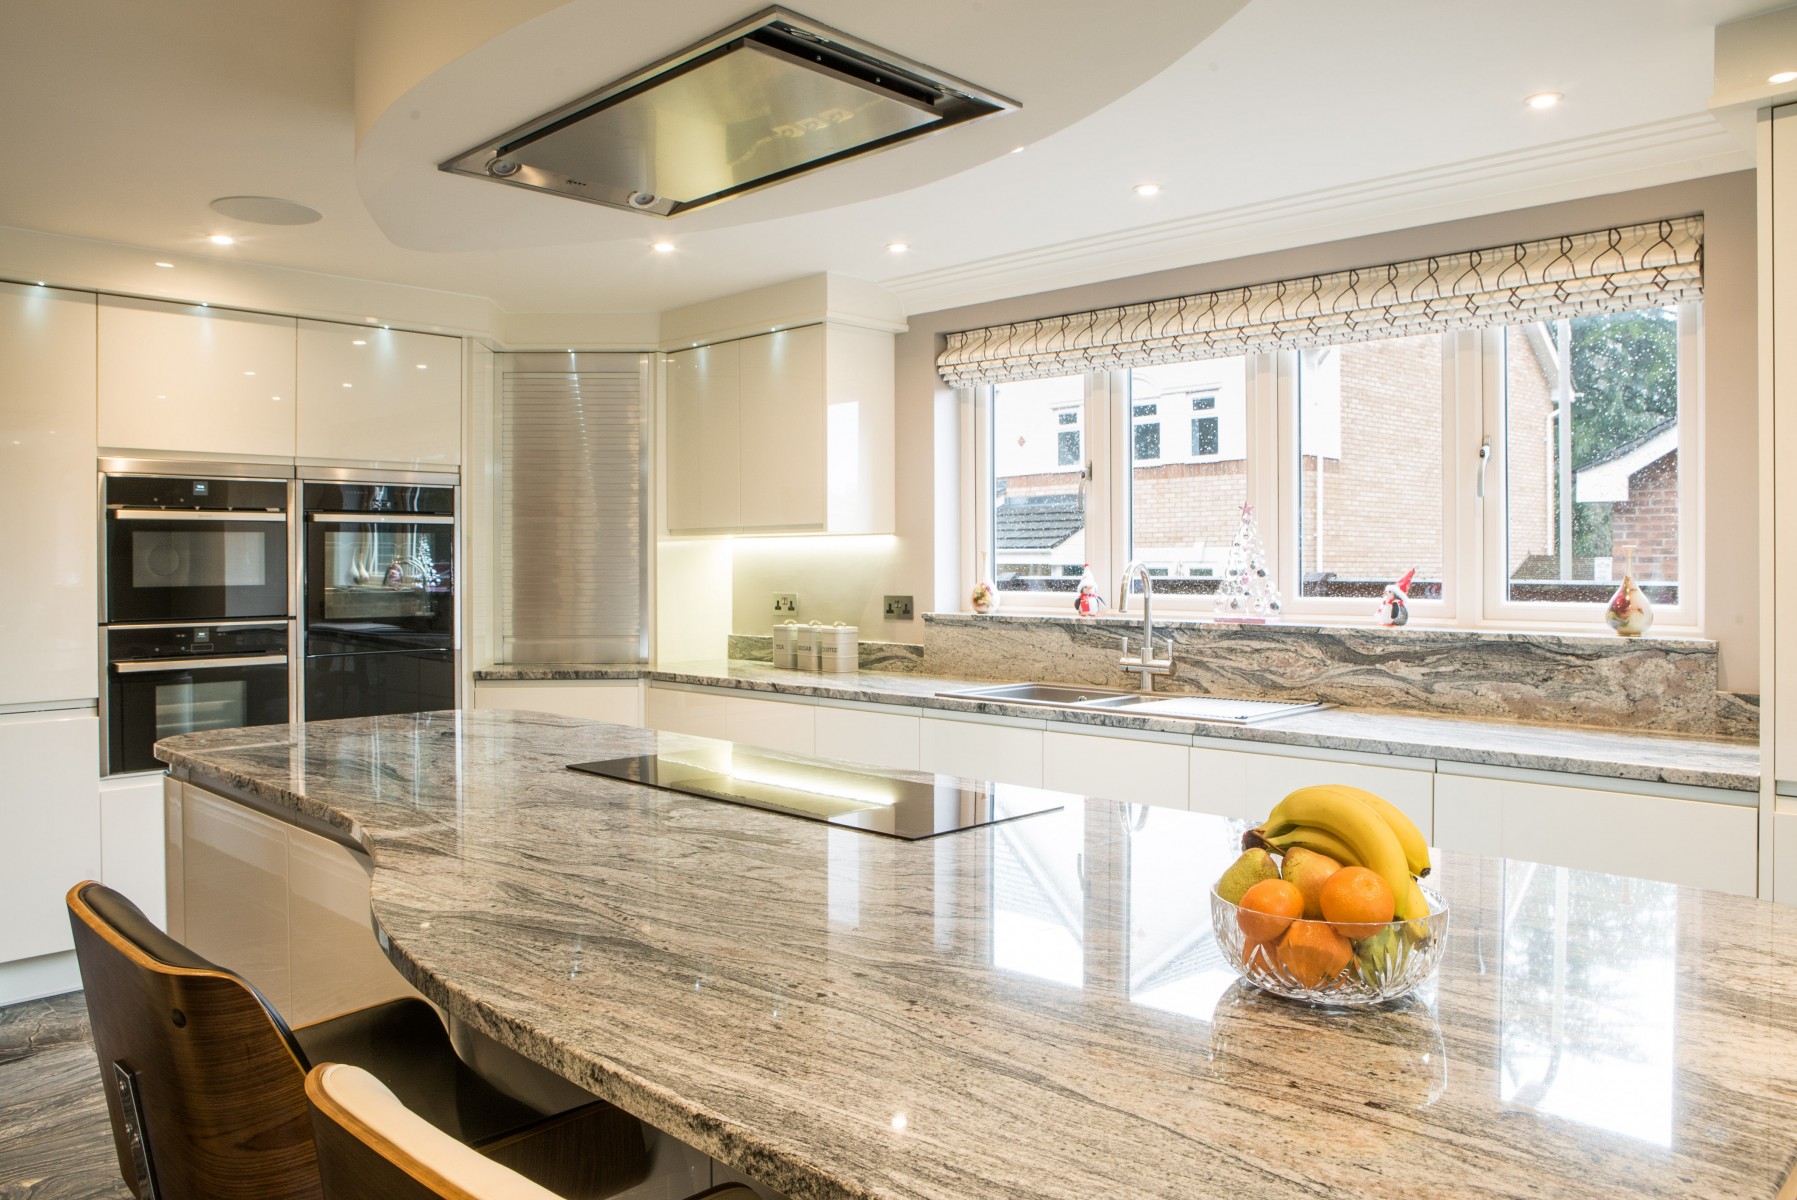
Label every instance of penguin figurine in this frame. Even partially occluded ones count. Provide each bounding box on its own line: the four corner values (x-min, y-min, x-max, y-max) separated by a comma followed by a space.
1377, 567, 1417, 627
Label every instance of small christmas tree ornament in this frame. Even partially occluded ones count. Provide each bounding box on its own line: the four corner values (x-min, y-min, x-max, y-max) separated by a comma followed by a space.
1213, 503, 1282, 623
1605, 545, 1655, 637
1377, 567, 1417, 627
1074, 562, 1106, 617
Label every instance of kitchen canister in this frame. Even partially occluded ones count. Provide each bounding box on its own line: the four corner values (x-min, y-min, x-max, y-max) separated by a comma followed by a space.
772, 621, 801, 669
815, 623, 858, 673
793, 622, 822, 671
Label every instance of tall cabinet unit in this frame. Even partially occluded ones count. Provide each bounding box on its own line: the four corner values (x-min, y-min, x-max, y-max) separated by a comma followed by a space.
1771, 104, 1797, 903
0, 282, 101, 1002
664, 323, 894, 535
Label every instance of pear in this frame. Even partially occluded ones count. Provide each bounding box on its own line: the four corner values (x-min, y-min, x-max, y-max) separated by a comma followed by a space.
1354, 927, 1406, 989
1216, 848, 1280, 905
1281, 845, 1342, 919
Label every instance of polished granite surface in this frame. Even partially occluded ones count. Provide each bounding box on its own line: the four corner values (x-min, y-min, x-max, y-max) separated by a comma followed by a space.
475, 660, 1758, 792
159, 711, 1797, 1200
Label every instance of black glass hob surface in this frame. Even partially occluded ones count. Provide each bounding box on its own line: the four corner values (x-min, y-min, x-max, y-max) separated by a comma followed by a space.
568, 740, 1068, 840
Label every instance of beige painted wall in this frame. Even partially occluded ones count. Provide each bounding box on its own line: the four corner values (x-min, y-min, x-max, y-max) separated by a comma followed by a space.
880, 171, 1759, 689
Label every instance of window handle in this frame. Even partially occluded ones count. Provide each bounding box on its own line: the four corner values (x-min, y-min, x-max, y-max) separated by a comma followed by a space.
1475, 436, 1492, 499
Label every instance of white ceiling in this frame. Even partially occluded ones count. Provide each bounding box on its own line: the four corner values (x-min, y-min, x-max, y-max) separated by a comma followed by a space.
0, 0, 1770, 318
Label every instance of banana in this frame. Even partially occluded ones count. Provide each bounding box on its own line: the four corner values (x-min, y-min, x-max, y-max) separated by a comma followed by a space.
1261, 824, 1364, 868
1266, 785, 1423, 919
1320, 784, 1432, 878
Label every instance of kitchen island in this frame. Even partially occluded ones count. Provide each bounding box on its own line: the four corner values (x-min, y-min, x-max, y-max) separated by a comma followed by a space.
157, 710, 1797, 1200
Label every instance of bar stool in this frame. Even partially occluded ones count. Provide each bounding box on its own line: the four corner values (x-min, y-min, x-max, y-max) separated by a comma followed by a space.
308, 1062, 762, 1200
67, 881, 648, 1200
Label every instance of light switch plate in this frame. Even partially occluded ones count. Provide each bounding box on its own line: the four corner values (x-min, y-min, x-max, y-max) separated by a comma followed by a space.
773, 593, 798, 614
883, 595, 915, 619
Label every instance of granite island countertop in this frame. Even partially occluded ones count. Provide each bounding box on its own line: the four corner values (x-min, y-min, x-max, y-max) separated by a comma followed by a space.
474, 659, 1759, 792
157, 710, 1797, 1200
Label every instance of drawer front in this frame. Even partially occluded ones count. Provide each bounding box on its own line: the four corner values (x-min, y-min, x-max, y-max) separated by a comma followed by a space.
474, 681, 643, 726
920, 716, 1043, 788
1192, 747, 1434, 841
1044, 730, 1188, 810
814, 706, 920, 771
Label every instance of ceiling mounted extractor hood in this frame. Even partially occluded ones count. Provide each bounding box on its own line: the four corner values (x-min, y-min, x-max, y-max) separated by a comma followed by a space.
440, 7, 1018, 218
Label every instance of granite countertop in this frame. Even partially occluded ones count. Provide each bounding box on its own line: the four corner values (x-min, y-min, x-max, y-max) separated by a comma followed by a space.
156, 711, 1797, 1200
475, 660, 1759, 793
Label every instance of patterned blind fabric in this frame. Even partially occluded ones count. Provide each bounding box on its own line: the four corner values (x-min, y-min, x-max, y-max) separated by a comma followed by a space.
938, 217, 1703, 386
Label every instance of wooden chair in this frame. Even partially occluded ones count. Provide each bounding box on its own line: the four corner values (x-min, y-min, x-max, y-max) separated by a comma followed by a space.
307, 1063, 760, 1200
68, 881, 648, 1200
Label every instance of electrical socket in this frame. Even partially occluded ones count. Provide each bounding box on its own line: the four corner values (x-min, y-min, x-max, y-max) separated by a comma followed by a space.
773, 593, 798, 615
883, 594, 915, 619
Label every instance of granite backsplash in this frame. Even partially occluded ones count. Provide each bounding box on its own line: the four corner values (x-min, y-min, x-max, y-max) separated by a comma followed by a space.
915, 614, 1753, 739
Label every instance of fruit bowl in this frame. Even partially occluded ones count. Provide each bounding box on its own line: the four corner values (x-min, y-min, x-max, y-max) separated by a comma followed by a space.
1209, 885, 1448, 1008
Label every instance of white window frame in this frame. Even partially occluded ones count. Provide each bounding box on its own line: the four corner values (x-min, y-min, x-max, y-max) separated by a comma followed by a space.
961, 302, 1703, 633
1476, 302, 1702, 630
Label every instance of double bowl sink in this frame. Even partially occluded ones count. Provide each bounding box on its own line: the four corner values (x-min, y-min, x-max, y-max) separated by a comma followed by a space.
936, 683, 1324, 726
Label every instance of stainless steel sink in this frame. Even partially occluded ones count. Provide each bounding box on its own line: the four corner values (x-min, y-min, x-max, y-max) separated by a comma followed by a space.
938, 682, 1138, 707
936, 683, 1324, 725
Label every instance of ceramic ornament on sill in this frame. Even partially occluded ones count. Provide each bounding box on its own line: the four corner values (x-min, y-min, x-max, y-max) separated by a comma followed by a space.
1376, 567, 1417, 627
1213, 503, 1282, 623
1605, 544, 1655, 637
1074, 563, 1106, 617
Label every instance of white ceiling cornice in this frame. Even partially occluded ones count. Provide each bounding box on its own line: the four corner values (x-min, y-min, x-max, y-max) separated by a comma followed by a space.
886, 114, 1752, 318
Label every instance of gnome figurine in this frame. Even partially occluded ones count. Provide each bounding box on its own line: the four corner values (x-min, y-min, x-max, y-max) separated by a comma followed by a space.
1376, 567, 1417, 627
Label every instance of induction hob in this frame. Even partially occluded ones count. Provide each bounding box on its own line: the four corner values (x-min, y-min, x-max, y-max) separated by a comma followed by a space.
568, 739, 1068, 840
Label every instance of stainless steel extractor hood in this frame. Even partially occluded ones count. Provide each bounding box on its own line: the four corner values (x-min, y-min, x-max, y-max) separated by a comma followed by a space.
440, 7, 1018, 217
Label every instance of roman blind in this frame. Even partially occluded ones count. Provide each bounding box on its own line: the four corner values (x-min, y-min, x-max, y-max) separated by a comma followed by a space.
500, 352, 647, 663
938, 216, 1703, 386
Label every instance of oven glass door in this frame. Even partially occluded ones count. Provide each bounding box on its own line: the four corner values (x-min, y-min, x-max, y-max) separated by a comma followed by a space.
106, 512, 289, 623
107, 657, 289, 775
305, 517, 454, 655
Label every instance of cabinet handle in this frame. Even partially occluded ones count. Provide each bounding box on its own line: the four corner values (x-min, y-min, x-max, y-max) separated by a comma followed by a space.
112, 655, 287, 674
307, 512, 454, 525
111, 508, 284, 522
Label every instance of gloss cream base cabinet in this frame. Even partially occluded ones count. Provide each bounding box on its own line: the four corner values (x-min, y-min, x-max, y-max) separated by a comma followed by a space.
297, 318, 462, 469
98, 296, 297, 458
664, 323, 893, 535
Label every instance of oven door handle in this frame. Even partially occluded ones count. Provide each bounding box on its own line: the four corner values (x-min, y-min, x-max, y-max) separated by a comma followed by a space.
307, 512, 454, 525
112, 655, 289, 674
110, 508, 287, 522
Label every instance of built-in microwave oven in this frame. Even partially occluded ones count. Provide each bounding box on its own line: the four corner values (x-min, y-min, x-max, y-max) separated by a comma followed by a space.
102, 470, 291, 624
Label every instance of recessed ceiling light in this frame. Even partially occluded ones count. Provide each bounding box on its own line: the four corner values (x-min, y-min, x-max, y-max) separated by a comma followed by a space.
652, 241, 676, 253
207, 234, 235, 245
244, 371, 255, 376
1133, 182, 1161, 196
352, 339, 367, 346
342, 382, 353, 388
415, 363, 427, 369
1772, 71, 1797, 85
886, 241, 909, 254
1526, 91, 1563, 110
209, 195, 322, 225
154, 261, 174, 269
1010, 145, 1025, 154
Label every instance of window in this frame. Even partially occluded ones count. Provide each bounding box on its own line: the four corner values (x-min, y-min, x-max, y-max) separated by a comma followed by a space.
990, 376, 1092, 595
1497, 308, 1685, 609
1132, 403, 1160, 461
971, 303, 1698, 627
1127, 358, 1249, 596
1295, 335, 1445, 601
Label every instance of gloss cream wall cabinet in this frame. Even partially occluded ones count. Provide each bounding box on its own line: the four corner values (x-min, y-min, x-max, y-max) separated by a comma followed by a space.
0, 282, 97, 706
664, 323, 894, 535
98, 296, 297, 457
297, 318, 462, 468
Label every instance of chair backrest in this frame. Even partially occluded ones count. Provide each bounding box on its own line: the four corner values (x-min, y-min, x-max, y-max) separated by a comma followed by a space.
67, 880, 322, 1200
306, 1063, 566, 1200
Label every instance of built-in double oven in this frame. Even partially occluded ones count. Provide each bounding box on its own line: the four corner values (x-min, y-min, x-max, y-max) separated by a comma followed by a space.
100, 461, 295, 776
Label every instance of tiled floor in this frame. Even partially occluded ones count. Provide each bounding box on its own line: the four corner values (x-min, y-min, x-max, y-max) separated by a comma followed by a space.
0, 993, 128, 1200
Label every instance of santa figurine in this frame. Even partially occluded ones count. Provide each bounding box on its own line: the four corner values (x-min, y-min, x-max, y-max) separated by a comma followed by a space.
1376, 567, 1417, 627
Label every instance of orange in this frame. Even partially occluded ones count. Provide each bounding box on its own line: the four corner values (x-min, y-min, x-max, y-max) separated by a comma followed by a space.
1319, 866, 1396, 939
1236, 878, 1303, 943
1240, 937, 1277, 973
1277, 920, 1353, 989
